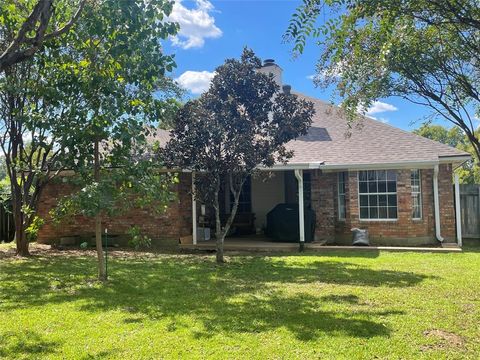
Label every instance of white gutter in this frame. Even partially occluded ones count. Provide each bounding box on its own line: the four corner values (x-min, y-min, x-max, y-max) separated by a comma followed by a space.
433, 165, 444, 243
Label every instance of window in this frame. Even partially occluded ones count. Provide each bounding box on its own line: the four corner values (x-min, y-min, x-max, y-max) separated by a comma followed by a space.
338, 172, 347, 220
358, 170, 398, 220
230, 177, 251, 213
411, 169, 422, 219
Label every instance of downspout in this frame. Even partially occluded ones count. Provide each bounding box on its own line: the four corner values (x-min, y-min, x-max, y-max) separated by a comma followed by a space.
433, 165, 444, 243
294, 169, 305, 252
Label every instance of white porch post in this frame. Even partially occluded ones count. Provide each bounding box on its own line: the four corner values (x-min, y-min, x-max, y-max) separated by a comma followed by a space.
454, 172, 462, 247
192, 172, 197, 245
294, 169, 305, 251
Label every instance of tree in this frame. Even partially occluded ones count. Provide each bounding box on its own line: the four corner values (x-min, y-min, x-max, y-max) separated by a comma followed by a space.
285, 0, 480, 160
0, 0, 86, 72
0, 0, 180, 263
165, 49, 315, 263
413, 124, 479, 183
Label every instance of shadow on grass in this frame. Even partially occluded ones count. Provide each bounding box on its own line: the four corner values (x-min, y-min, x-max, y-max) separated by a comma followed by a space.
0, 254, 431, 341
0, 330, 59, 358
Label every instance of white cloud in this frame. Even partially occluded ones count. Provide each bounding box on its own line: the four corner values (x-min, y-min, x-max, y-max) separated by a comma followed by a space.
176, 70, 215, 94
168, 0, 222, 49
365, 101, 398, 116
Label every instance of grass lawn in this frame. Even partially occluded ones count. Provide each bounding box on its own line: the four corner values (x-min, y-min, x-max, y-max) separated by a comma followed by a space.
0, 244, 479, 359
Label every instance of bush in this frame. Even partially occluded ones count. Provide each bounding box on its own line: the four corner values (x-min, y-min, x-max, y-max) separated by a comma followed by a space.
127, 226, 151, 250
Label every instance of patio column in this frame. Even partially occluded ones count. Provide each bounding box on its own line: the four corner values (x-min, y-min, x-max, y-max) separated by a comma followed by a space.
294, 169, 305, 251
454, 172, 462, 247
192, 172, 197, 245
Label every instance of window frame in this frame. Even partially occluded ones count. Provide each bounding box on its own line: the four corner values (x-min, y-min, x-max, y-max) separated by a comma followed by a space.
411, 169, 422, 220
357, 170, 398, 221
337, 172, 347, 220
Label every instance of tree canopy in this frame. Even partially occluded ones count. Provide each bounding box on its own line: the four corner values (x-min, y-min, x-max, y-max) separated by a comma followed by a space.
165, 48, 315, 263
0, 0, 87, 72
413, 124, 479, 183
0, 0, 180, 261
285, 0, 480, 159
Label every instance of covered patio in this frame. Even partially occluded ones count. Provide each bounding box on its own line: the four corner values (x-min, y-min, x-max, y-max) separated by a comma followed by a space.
179, 236, 461, 253
190, 163, 322, 250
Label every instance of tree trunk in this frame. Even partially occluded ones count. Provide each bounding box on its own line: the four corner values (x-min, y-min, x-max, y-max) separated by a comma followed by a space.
12, 186, 29, 256
94, 139, 106, 281
213, 182, 224, 263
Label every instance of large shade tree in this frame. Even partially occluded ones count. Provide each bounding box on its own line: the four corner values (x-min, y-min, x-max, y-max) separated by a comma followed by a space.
0, 0, 180, 265
285, 0, 480, 159
0, 0, 87, 72
166, 49, 315, 263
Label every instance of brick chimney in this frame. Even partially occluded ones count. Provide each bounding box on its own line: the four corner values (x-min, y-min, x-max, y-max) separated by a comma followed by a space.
257, 59, 283, 86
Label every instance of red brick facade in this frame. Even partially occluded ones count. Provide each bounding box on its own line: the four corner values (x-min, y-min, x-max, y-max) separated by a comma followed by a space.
36, 165, 457, 247
37, 173, 193, 248
311, 164, 456, 245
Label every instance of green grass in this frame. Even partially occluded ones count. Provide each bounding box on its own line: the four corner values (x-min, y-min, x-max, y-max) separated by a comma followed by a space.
1, 244, 479, 359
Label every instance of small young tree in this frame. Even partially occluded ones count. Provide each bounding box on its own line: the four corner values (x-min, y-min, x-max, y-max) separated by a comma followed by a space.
166, 49, 315, 263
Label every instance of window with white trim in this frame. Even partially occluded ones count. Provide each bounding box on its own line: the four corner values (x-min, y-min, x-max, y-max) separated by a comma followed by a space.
358, 170, 398, 220
338, 172, 347, 220
411, 169, 422, 219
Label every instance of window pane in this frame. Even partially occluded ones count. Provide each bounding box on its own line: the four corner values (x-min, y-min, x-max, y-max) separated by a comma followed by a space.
379, 206, 388, 219
359, 182, 368, 193
369, 195, 378, 206
359, 171, 367, 181
388, 207, 397, 219
368, 181, 377, 193
368, 170, 376, 181
387, 181, 396, 192
377, 170, 386, 181
388, 195, 397, 206
378, 181, 387, 192
387, 170, 396, 181
360, 207, 369, 219
370, 207, 378, 219
360, 195, 369, 207
379, 195, 387, 206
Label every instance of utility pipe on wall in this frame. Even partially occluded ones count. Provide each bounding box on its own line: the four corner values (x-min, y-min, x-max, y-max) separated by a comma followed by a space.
433, 165, 444, 242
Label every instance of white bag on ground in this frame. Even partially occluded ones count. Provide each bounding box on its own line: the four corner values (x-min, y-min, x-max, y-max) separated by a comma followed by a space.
351, 228, 370, 246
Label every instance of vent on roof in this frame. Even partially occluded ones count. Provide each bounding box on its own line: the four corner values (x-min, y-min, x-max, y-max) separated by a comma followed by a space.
283, 85, 291, 95
263, 59, 275, 66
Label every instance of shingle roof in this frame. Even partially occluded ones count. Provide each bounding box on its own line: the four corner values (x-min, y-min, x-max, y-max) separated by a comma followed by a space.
154, 93, 470, 168
284, 93, 470, 167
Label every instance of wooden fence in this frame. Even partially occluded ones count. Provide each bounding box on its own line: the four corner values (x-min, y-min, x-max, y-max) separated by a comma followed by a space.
459, 184, 480, 238
0, 202, 14, 243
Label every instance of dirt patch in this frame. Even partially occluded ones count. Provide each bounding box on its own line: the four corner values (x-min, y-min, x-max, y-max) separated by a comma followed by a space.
421, 329, 465, 351
0, 243, 184, 260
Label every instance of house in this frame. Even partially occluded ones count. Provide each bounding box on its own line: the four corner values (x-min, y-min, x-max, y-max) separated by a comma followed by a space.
36, 59, 471, 248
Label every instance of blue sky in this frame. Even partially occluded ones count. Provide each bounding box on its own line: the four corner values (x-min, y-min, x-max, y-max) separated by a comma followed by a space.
163, 0, 445, 132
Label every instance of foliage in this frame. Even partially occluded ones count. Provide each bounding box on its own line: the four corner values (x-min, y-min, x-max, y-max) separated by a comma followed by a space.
0, 0, 181, 257
127, 225, 152, 250
414, 124, 479, 183
165, 48, 315, 262
0, 248, 479, 358
25, 215, 44, 242
285, 0, 480, 159
0, 0, 87, 72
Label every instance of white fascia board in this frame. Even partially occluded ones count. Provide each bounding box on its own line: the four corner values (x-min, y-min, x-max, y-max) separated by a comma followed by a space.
258, 162, 324, 171
439, 155, 471, 163
320, 160, 440, 171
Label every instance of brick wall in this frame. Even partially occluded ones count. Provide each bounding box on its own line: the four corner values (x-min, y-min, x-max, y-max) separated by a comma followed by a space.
312, 164, 456, 246
36, 173, 193, 248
